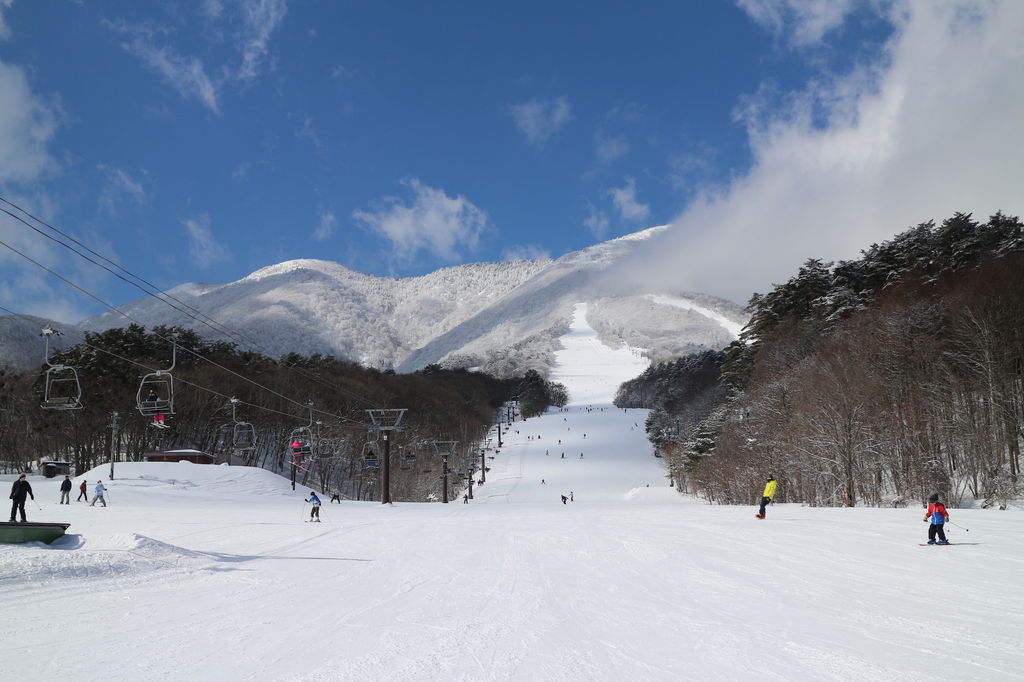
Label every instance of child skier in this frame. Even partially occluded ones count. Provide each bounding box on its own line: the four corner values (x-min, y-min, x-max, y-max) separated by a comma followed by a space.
305, 491, 321, 522
923, 493, 950, 544
755, 476, 777, 519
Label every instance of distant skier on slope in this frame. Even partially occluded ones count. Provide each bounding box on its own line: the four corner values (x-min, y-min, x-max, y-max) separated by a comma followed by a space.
9, 474, 34, 522
923, 493, 950, 544
755, 476, 776, 519
561, 495, 568, 505
305, 492, 321, 521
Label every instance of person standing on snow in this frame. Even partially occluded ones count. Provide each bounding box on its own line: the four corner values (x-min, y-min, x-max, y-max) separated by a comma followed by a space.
9, 474, 34, 522
305, 491, 321, 521
91, 481, 107, 507
77, 479, 88, 503
923, 493, 950, 544
755, 476, 777, 519
561, 495, 568, 505
59, 475, 73, 505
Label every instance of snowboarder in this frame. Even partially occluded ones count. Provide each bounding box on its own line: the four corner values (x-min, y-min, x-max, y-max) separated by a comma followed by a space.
923, 493, 950, 544
755, 476, 776, 519
145, 389, 167, 428
59, 475, 72, 504
305, 491, 321, 521
91, 481, 107, 507
561, 495, 568, 504
330, 492, 341, 503
9, 474, 33, 522
77, 479, 88, 502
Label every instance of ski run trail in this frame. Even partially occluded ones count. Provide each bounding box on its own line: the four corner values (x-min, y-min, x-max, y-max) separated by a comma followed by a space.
3, 303, 1023, 682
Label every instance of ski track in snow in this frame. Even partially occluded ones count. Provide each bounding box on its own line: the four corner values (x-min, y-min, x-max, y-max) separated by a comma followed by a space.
2, 305, 1023, 681
645, 293, 744, 338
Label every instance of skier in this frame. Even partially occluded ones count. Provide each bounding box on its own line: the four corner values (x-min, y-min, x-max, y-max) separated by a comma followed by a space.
59, 475, 72, 504
77, 479, 88, 502
923, 493, 950, 544
91, 481, 107, 507
561, 495, 568, 505
570, 491, 574, 502
561, 452, 565, 459
305, 491, 321, 521
330, 492, 341, 503
541, 479, 546, 485
9, 474, 34, 522
463, 494, 468, 504
755, 476, 777, 519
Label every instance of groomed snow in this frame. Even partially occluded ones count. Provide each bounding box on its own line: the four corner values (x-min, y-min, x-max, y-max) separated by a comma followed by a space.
2, 305, 1023, 681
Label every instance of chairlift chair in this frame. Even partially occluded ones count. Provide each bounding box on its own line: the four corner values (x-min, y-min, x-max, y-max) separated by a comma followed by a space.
39, 327, 83, 410
232, 422, 257, 451
361, 441, 380, 468
137, 372, 174, 416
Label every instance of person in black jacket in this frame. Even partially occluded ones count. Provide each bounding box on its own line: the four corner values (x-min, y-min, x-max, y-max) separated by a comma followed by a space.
9, 474, 34, 522
59, 475, 72, 505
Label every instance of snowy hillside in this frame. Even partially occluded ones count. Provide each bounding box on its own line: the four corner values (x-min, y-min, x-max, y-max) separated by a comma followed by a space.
3, 308, 1023, 681
32, 226, 747, 376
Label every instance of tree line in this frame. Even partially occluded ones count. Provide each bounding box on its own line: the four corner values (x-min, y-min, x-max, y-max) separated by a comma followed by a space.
618, 212, 1024, 508
0, 323, 544, 502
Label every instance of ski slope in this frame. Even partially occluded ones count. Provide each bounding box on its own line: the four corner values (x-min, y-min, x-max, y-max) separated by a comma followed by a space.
2, 305, 1023, 681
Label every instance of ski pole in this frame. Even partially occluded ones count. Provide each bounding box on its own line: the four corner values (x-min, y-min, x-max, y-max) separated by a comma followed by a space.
948, 521, 969, 532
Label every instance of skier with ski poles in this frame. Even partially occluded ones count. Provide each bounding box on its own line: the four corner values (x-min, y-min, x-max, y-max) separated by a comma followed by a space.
91, 481, 107, 507
923, 493, 950, 544
755, 476, 776, 519
305, 491, 322, 522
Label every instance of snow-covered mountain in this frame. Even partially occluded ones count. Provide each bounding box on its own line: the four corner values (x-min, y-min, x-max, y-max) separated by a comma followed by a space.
5, 227, 747, 375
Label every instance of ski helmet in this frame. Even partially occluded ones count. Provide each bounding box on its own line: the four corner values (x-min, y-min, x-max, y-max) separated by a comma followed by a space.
928, 493, 939, 502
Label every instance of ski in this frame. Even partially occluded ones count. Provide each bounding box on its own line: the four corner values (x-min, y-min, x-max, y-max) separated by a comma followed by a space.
918, 543, 953, 546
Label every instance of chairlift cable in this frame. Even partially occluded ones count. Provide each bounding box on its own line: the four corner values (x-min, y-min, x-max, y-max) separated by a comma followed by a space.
0, 196, 384, 410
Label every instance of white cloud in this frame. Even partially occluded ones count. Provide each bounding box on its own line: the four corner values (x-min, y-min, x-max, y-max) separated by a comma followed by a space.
501, 244, 551, 261
596, 135, 629, 164
97, 165, 146, 214
236, 0, 288, 82
353, 178, 490, 263
607, 178, 650, 223
183, 213, 228, 267
509, 96, 573, 148
330, 64, 357, 81
0, 0, 15, 41
736, 0, 856, 46
312, 211, 336, 241
112, 24, 221, 114
614, 0, 1024, 305
583, 205, 610, 240
0, 62, 60, 184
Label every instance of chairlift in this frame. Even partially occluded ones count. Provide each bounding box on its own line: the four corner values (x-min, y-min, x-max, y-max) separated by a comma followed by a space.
219, 398, 256, 453
136, 335, 177, 423
40, 327, 82, 410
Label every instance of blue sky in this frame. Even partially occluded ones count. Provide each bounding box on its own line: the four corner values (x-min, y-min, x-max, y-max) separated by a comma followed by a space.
1, 1, 1022, 321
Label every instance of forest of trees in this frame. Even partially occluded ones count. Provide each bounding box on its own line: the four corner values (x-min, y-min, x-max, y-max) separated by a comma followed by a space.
0, 324, 543, 502
619, 212, 1024, 508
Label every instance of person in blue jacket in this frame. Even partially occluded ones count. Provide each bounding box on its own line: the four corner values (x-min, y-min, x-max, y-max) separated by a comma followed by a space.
305, 492, 321, 522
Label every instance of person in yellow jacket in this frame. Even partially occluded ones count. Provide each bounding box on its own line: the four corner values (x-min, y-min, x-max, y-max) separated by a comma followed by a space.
755, 476, 777, 519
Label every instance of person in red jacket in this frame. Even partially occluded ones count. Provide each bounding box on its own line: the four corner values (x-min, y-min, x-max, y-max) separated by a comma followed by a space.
923, 493, 950, 544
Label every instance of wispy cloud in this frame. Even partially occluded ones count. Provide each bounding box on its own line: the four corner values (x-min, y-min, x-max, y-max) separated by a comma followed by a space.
0, 62, 60, 183
501, 244, 551, 261
583, 204, 610, 240
614, 1, 1024, 304
607, 178, 650, 223
595, 135, 630, 165
353, 178, 490, 263
509, 96, 573, 148
183, 213, 228, 267
312, 211, 336, 241
0, 0, 15, 41
736, 0, 856, 47
97, 165, 146, 214
236, 0, 288, 82
108, 21, 221, 114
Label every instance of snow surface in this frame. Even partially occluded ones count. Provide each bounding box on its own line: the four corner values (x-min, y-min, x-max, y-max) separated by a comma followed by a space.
645, 293, 745, 339
2, 307, 1023, 681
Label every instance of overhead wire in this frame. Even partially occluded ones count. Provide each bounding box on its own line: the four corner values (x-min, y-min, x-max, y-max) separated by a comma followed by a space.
0, 195, 384, 411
